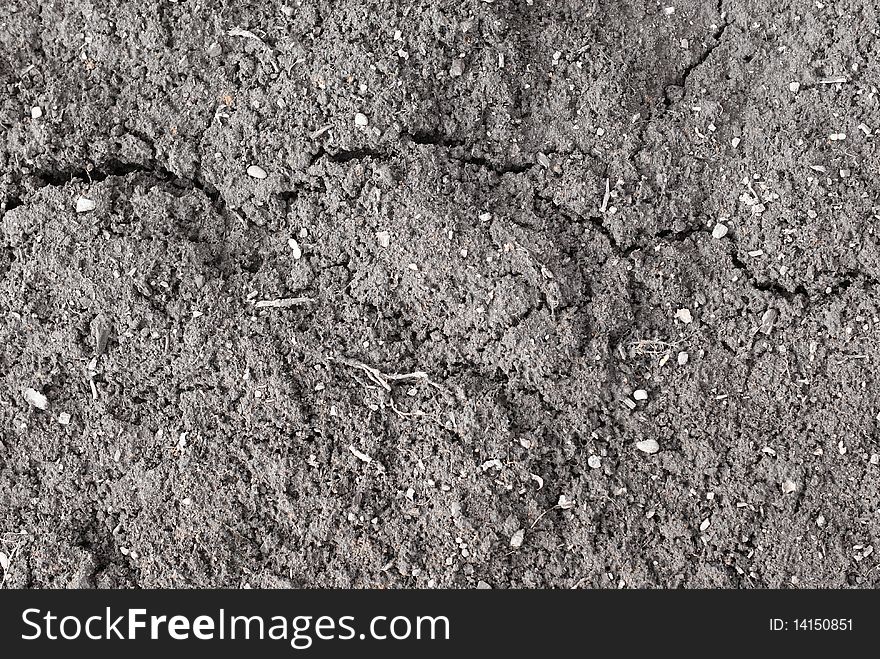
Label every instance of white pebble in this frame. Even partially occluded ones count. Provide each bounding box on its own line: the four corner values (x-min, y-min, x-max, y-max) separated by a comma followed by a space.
587, 455, 602, 469
636, 439, 660, 454
24, 387, 48, 410
76, 196, 96, 213
354, 112, 369, 126
699, 518, 711, 532
712, 223, 729, 239
782, 479, 797, 494
677, 351, 689, 365
288, 238, 302, 259
376, 231, 391, 248
30, 106, 42, 119
247, 165, 268, 179
58, 412, 71, 425
633, 389, 648, 401
674, 308, 693, 324
789, 81, 800, 93
510, 529, 525, 548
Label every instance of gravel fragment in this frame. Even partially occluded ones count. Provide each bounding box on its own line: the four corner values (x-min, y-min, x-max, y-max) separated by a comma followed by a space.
24, 388, 48, 410
782, 479, 797, 494
674, 308, 693, 324
587, 455, 602, 469
354, 112, 369, 126
76, 197, 96, 213
247, 165, 268, 179
633, 389, 648, 401
510, 529, 525, 548
677, 351, 689, 365
712, 222, 728, 239
636, 439, 660, 454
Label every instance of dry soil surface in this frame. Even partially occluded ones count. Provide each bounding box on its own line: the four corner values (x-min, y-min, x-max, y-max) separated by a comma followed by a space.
1, 0, 880, 588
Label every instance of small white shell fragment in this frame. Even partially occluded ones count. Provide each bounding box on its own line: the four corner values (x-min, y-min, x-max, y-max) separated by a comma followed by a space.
674, 308, 693, 324
348, 445, 372, 464
712, 222, 729, 239
587, 455, 602, 469
24, 387, 48, 410
510, 529, 525, 548
700, 518, 711, 532
31, 106, 42, 119
288, 238, 302, 259
633, 389, 648, 401
636, 439, 660, 454
557, 494, 575, 509
76, 196, 96, 213
529, 473, 544, 489
677, 351, 689, 365
789, 81, 800, 93
782, 479, 797, 494
376, 231, 391, 248
246, 165, 268, 179
354, 112, 369, 126
58, 412, 71, 425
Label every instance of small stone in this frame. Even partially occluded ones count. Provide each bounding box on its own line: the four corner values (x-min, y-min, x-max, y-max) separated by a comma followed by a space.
712, 223, 729, 239
24, 388, 48, 410
30, 106, 42, 119
476, 580, 492, 589
557, 494, 575, 509
677, 351, 689, 365
288, 238, 302, 259
510, 529, 525, 548
247, 165, 268, 179
699, 518, 711, 532
871, 454, 880, 465
354, 112, 369, 126
376, 231, 391, 248
58, 412, 71, 425
76, 197, 96, 213
782, 479, 797, 494
633, 389, 648, 401
816, 515, 826, 528
536, 152, 550, 169
206, 42, 222, 57
449, 59, 465, 77
636, 439, 660, 454
587, 455, 602, 469
674, 308, 693, 324
789, 81, 800, 93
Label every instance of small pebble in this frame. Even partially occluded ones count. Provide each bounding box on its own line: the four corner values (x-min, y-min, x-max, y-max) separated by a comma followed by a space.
588, 455, 602, 469
376, 231, 391, 248
789, 81, 800, 93
24, 387, 48, 410
677, 351, 689, 365
476, 580, 492, 589
30, 106, 42, 119
247, 165, 267, 179
674, 308, 693, 324
449, 59, 465, 77
288, 238, 302, 259
636, 439, 660, 454
76, 197, 96, 213
58, 412, 71, 425
510, 529, 525, 548
354, 112, 369, 126
712, 223, 729, 239
699, 518, 711, 532
782, 479, 797, 494
633, 389, 648, 401
816, 515, 826, 528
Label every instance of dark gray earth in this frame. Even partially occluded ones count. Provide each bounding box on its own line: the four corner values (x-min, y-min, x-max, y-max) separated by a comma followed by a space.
1, 0, 879, 589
